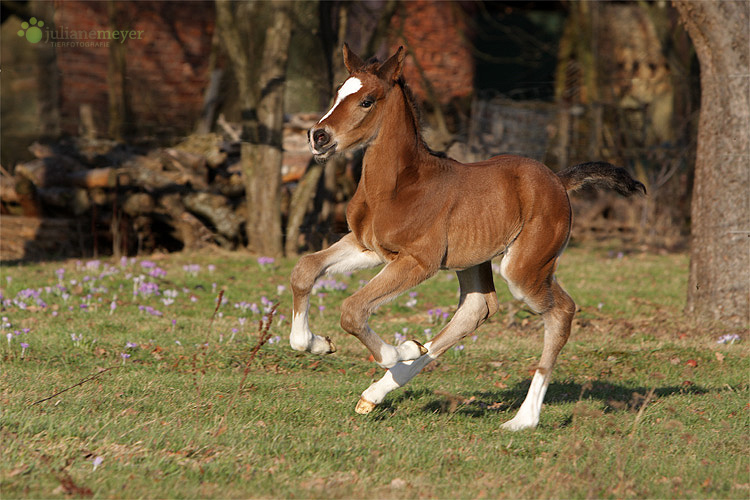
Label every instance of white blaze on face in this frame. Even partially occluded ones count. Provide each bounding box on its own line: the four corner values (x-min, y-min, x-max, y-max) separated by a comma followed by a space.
318, 77, 363, 123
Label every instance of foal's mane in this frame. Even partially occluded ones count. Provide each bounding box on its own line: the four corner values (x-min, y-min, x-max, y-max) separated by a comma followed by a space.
364, 57, 447, 159
395, 78, 448, 159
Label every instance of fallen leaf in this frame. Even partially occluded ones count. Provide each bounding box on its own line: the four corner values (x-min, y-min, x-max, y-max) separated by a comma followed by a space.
685, 359, 698, 367
390, 478, 407, 489
119, 407, 138, 417
715, 352, 725, 363
8, 464, 30, 477
54, 469, 93, 497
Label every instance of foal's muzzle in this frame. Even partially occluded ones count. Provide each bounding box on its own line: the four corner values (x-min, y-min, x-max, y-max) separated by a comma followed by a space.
309, 127, 337, 163
313, 129, 330, 150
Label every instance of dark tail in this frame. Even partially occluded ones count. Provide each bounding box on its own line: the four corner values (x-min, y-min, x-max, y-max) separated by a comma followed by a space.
557, 162, 646, 196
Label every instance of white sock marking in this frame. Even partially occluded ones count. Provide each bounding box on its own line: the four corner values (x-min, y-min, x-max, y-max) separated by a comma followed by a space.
502, 370, 549, 430
289, 311, 312, 351
362, 342, 434, 404
318, 77, 363, 123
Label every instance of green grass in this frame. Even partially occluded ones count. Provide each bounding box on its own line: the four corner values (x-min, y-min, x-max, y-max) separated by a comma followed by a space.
1, 246, 747, 498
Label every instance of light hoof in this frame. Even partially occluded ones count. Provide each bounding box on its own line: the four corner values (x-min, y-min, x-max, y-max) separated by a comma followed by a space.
304, 334, 337, 355
355, 397, 377, 414
412, 339, 428, 356
324, 336, 337, 354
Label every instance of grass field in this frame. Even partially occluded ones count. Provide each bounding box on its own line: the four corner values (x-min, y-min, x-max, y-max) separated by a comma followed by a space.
1, 243, 747, 498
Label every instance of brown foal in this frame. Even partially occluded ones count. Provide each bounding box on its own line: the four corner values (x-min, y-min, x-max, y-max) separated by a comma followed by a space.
290, 44, 645, 430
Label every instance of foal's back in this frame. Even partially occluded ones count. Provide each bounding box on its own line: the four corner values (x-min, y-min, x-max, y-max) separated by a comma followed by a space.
432, 154, 571, 269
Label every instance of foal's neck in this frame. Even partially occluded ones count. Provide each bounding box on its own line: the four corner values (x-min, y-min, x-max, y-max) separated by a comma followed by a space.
364, 83, 427, 177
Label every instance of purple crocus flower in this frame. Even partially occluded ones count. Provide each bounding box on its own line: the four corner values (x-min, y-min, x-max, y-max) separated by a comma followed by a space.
183, 264, 200, 275
138, 281, 160, 296
148, 267, 167, 279
257, 256, 275, 266
717, 333, 741, 344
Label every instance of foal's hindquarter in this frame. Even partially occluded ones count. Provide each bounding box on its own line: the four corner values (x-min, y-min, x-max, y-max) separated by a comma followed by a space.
290, 45, 643, 430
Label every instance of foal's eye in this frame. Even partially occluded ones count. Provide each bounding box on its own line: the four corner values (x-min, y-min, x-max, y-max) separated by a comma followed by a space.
360, 99, 374, 108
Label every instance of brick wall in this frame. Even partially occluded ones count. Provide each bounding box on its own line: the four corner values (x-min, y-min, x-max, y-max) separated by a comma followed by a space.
390, 1, 474, 106
51, 1, 473, 138
54, 1, 214, 137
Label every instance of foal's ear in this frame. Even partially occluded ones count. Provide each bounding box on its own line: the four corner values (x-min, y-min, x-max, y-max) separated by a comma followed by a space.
376, 46, 405, 83
343, 43, 365, 74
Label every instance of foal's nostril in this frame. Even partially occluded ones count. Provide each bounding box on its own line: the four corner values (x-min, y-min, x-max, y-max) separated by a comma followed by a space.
313, 129, 330, 149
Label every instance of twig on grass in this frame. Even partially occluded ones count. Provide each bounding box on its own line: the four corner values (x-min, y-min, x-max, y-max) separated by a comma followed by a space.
116, 404, 196, 440
613, 386, 658, 496
629, 386, 656, 435
191, 289, 224, 417
214, 302, 278, 436
31, 365, 120, 406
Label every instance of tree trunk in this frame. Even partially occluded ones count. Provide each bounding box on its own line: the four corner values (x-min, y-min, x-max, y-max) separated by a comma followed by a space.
550, 1, 601, 168
216, 1, 291, 257
107, 0, 128, 141
285, 161, 324, 256
34, 0, 60, 139
674, 1, 750, 326
243, 7, 292, 257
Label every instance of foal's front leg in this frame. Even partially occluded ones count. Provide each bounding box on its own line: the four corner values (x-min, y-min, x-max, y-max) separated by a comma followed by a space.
289, 233, 383, 354
340, 254, 436, 369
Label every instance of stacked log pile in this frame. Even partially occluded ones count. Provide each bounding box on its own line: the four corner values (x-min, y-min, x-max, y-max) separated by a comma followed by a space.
1, 110, 653, 262
0, 114, 319, 261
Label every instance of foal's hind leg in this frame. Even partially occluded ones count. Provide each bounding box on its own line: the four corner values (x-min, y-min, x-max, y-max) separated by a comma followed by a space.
499, 246, 575, 431
356, 262, 499, 413
290, 233, 383, 354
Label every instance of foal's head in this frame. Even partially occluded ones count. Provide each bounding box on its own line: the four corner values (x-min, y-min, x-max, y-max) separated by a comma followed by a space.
309, 44, 405, 163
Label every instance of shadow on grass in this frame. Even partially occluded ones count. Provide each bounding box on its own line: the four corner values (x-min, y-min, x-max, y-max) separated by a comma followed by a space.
388, 380, 711, 418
